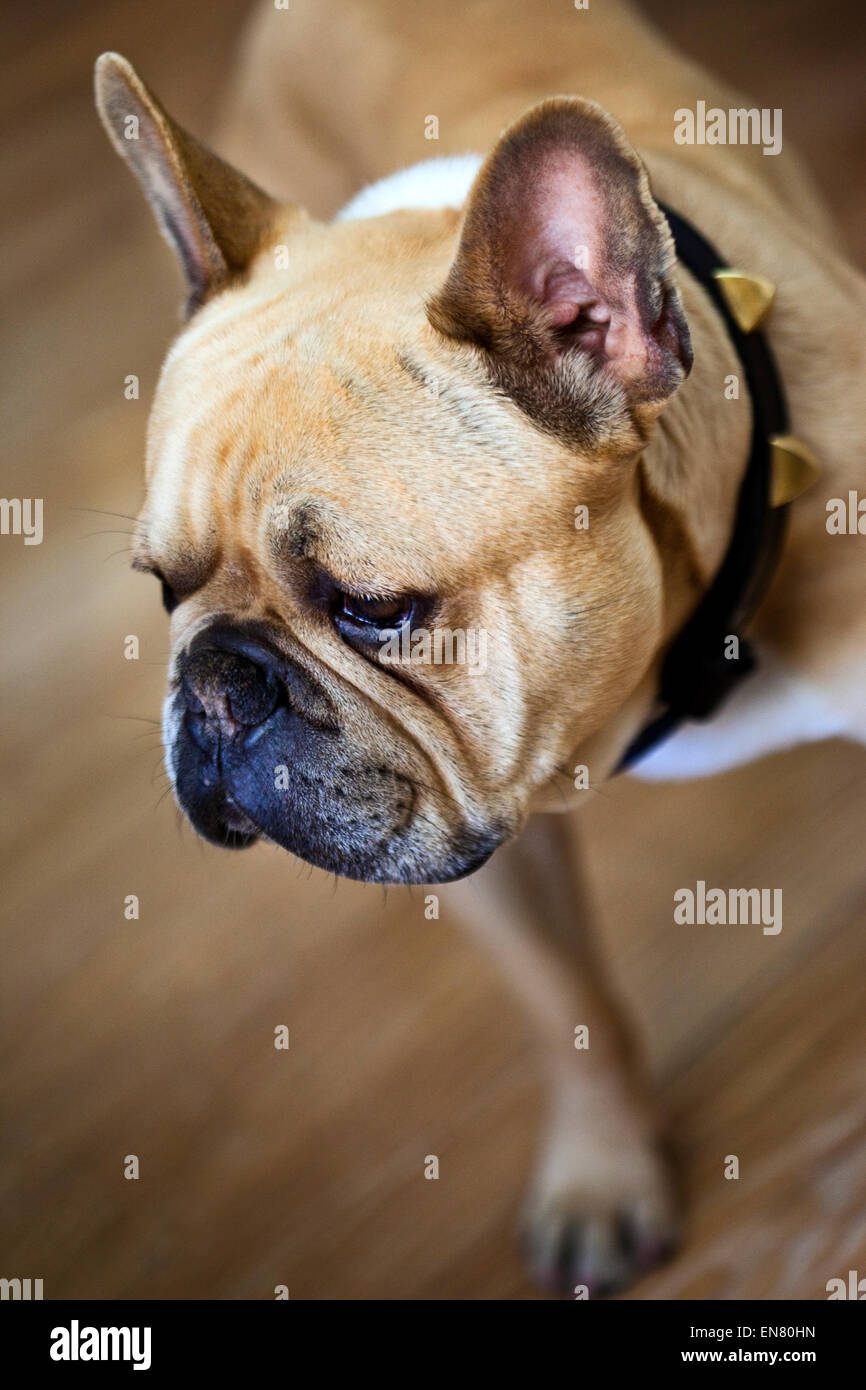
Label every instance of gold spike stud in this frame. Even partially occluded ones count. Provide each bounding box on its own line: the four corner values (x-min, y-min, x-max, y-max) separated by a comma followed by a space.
712, 269, 777, 332
770, 434, 821, 507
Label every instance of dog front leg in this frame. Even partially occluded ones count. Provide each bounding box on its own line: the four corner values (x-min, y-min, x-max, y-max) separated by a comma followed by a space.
445, 811, 678, 1297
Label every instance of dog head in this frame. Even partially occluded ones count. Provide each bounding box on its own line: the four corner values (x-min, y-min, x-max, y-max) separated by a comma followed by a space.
95, 53, 692, 882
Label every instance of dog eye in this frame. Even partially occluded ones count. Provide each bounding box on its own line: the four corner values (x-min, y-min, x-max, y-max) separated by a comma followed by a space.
160, 578, 179, 614
333, 590, 414, 632
149, 570, 178, 614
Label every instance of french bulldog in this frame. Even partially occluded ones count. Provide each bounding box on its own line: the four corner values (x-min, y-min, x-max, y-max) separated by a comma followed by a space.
95, 0, 866, 1296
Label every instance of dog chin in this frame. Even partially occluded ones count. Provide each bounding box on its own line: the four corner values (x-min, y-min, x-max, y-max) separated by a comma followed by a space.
171, 773, 500, 884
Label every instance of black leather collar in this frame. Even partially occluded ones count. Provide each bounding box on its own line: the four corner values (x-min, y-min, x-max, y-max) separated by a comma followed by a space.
616, 202, 789, 772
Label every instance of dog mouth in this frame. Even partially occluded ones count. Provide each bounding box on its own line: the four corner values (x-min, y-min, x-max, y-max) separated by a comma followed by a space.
162, 619, 504, 882
218, 794, 261, 846
172, 737, 501, 880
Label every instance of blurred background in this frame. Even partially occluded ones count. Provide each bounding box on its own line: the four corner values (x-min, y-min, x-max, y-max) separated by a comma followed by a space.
1, 0, 865, 1299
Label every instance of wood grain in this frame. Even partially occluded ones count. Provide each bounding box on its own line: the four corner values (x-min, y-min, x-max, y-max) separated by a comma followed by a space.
1, 0, 864, 1299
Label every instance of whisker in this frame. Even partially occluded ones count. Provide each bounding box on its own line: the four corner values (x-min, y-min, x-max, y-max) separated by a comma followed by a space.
80, 529, 135, 539
72, 507, 139, 523
103, 713, 161, 725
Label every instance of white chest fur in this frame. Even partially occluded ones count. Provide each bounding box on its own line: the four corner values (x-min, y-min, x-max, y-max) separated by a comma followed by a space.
628, 649, 847, 780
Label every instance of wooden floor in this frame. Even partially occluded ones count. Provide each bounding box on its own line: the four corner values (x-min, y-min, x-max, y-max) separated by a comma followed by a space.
1, 0, 864, 1300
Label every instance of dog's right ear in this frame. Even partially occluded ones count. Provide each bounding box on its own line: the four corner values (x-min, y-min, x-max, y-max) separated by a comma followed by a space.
94, 52, 281, 312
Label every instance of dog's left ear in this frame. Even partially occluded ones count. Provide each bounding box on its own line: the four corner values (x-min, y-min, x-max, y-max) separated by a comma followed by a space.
95, 52, 281, 312
429, 98, 692, 447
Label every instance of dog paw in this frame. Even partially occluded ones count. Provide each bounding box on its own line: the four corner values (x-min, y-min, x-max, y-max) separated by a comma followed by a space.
521, 1141, 679, 1298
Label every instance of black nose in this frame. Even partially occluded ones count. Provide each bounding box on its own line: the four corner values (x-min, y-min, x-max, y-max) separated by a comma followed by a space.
180, 645, 280, 743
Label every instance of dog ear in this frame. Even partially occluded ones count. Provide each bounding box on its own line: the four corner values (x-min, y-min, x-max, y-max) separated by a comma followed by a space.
94, 52, 280, 312
428, 98, 692, 448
